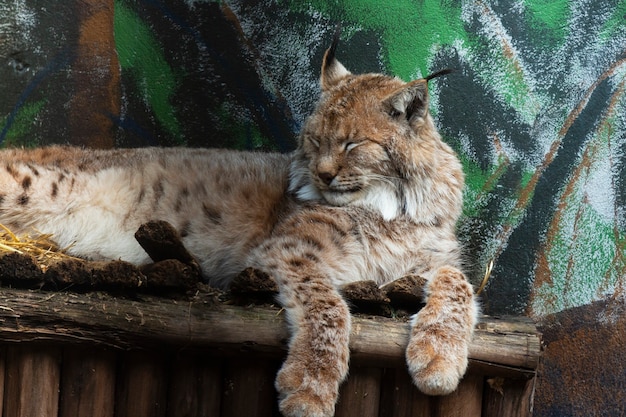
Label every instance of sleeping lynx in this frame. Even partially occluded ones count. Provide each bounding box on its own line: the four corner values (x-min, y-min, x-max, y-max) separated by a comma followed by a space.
0, 32, 476, 416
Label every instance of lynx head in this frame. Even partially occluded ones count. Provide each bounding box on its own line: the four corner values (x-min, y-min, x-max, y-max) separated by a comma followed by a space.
289, 30, 464, 225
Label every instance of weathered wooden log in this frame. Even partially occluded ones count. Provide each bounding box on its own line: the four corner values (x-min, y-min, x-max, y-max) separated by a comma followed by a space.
0, 288, 541, 377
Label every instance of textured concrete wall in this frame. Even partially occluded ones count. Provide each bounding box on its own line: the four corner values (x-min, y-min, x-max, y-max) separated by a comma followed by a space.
1, 1, 626, 414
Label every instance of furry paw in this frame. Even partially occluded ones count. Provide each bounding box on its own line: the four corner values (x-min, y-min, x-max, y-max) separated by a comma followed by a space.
275, 360, 338, 417
405, 332, 468, 395
407, 334, 467, 395
405, 266, 476, 396
278, 391, 334, 417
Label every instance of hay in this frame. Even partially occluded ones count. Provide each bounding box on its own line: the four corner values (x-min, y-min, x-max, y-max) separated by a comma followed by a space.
0, 223, 76, 270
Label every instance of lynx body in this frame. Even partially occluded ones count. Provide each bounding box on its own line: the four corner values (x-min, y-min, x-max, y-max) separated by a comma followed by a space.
0, 34, 477, 417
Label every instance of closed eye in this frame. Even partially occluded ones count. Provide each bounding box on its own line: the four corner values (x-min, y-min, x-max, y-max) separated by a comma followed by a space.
345, 142, 358, 152
345, 139, 381, 153
344, 141, 370, 153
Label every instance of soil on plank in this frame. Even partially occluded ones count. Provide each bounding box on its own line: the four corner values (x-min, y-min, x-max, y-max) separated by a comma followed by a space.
0, 220, 427, 317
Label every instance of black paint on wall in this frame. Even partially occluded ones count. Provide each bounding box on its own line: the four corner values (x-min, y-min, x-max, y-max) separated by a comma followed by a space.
489, 78, 613, 314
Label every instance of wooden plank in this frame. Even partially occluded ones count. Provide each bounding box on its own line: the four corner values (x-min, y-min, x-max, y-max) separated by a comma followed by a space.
335, 366, 382, 417
471, 316, 543, 371
432, 373, 484, 417
482, 377, 535, 417
3, 345, 61, 417
220, 358, 279, 417
379, 368, 431, 417
0, 288, 542, 376
468, 360, 537, 380
167, 352, 223, 417
115, 351, 168, 417
59, 347, 116, 417
432, 373, 483, 417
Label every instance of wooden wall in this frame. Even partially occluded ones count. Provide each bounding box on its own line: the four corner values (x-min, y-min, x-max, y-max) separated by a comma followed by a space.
0, 344, 535, 417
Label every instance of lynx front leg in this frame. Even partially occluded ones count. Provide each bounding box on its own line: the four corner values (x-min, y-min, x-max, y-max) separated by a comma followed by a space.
406, 266, 477, 395
275, 277, 351, 417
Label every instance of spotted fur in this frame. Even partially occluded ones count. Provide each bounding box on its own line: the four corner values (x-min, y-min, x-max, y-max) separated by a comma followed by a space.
0, 34, 476, 417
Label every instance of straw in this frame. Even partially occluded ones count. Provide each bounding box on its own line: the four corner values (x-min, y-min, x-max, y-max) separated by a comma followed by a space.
0, 223, 77, 271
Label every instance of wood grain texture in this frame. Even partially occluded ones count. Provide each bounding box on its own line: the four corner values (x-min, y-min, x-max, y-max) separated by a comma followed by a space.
167, 353, 223, 417
482, 377, 535, 417
59, 348, 116, 417
0, 347, 5, 417
335, 366, 382, 417
0, 288, 541, 376
3, 345, 61, 417
220, 358, 279, 417
378, 368, 430, 417
432, 373, 484, 417
115, 351, 168, 417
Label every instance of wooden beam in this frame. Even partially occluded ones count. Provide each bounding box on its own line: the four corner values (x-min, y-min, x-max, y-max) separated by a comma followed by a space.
3, 345, 61, 417
0, 288, 541, 376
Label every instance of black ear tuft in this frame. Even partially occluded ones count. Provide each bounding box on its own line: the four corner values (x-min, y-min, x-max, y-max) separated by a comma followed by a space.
424, 68, 455, 82
324, 23, 342, 70
320, 23, 351, 91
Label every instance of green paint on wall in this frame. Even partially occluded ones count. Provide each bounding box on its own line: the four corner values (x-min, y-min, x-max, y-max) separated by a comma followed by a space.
216, 104, 273, 151
465, 30, 542, 125
1, 100, 46, 148
114, 1, 184, 144
288, 0, 542, 123
534, 203, 625, 316
600, 0, 626, 41
523, 0, 570, 45
532, 109, 626, 316
460, 154, 496, 218
285, 0, 466, 80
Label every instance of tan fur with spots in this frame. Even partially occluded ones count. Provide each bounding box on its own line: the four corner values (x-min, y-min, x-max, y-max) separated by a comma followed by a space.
0, 32, 476, 417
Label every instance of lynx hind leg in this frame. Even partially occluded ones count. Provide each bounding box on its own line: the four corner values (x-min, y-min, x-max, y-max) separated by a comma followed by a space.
273, 277, 351, 417
406, 266, 477, 396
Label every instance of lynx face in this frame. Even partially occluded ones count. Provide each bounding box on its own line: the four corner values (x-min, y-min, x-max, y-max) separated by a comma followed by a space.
299, 77, 405, 206
289, 44, 463, 224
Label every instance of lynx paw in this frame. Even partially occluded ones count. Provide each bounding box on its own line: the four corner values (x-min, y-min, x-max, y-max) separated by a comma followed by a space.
405, 323, 469, 396
406, 266, 476, 396
278, 391, 334, 417
275, 360, 338, 417
406, 305, 472, 395
407, 341, 467, 395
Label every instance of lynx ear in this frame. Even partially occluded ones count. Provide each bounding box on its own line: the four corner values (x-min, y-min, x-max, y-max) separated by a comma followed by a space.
320, 26, 351, 91
382, 80, 429, 124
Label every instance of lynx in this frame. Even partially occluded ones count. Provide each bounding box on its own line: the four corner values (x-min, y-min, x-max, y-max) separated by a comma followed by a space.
0, 32, 477, 417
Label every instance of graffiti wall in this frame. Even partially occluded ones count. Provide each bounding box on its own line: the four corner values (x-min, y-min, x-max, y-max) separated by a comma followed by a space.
1, 0, 626, 414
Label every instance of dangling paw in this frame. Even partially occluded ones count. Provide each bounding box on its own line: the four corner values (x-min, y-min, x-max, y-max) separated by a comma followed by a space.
405, 266, 476, 395
405, 322, 469, 395
275, 357, 339, 417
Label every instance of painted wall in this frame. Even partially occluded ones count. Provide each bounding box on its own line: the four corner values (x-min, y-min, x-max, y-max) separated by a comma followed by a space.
1, 0, 626, 414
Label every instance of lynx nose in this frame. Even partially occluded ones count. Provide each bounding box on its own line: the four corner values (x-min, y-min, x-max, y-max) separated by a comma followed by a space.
318, 171, 336, 185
